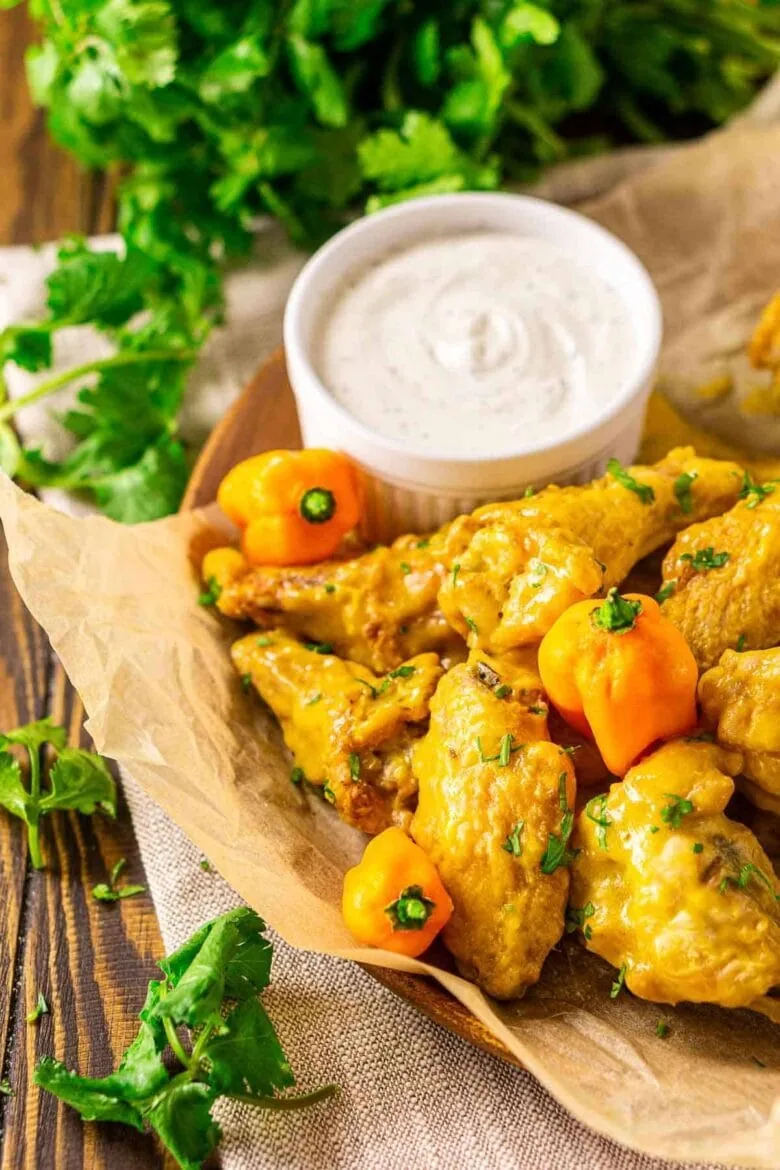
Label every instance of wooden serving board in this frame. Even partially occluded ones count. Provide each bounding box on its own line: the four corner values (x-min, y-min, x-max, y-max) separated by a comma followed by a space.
181, 348, 518, 1069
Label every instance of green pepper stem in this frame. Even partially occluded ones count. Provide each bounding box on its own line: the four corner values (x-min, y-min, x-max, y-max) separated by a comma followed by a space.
591, 588, 642, 634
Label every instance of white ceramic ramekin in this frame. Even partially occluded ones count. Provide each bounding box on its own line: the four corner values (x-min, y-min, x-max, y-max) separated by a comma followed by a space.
284, 192, 662, 542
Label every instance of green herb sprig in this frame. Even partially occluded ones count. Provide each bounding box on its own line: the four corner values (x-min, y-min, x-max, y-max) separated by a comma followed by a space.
35, 909, 335, 1169
0, 718, 116, 869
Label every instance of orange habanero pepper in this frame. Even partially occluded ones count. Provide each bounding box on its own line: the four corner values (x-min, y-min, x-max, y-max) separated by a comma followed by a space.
217, 449, 361, 566
538, 588, 698, 776
342, 827, 453, 958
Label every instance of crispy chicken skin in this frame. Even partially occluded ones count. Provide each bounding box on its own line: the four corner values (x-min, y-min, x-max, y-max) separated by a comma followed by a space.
411, 650, 576, 999
439, 448, 743, 652
214, 534, 463, 674
700, 648, 780, 807
571, 740, 780, 1009
232, 630, 442, 834
660, 492, 780, 670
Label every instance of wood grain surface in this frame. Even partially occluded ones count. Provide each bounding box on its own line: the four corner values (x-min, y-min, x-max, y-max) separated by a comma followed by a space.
0, 10, 168, 1169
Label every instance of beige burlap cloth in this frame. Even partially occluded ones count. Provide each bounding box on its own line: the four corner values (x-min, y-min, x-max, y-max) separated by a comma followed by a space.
4, 86, 780, 1165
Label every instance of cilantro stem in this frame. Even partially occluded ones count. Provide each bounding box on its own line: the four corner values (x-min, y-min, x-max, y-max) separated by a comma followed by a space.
0, 350, 196, 425
228, 1084, 337, 1111
27, 745, 43, 870
162, 1015, 191, 1071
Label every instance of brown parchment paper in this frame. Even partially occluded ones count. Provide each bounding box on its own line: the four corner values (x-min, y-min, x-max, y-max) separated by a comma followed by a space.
2, 124, 780, 1167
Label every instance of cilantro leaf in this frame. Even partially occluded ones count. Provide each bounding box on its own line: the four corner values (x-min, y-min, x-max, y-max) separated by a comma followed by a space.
0, 327, 52, 372
0, 752, 33, 822
287, 36, 348, 129
143, 1082, 221, 1170
202, 997, 295, 1097
154, 908, 271, 1027
35, 1058, 148, 1130
45, 244, 152, 329
41, 748, 117, 816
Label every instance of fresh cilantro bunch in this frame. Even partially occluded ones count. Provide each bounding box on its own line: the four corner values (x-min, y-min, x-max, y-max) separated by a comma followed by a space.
0, 0, 778, 521
0, 716, 116, 869
35, 907, 335, 1170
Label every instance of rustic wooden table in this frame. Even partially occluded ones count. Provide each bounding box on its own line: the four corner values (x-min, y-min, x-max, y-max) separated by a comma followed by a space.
1, 9, 169, 1168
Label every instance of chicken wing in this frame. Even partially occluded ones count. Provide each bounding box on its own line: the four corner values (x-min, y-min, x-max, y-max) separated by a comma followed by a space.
659, 488, 780, 669
570, 740, 780, 1009
699, 648, 780, 811
232, 630, 442, 834
211, 534, 462, 675
439, 448, 743, 652
411, 650, 576, 999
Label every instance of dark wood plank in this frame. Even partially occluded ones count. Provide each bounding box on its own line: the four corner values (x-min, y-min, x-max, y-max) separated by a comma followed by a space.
0, 10, 166, 1168
0, 5, 105, 245
0, 677, 168, 1170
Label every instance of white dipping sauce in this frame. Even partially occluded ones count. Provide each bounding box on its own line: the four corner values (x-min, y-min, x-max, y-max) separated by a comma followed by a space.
313, 231, 635, 456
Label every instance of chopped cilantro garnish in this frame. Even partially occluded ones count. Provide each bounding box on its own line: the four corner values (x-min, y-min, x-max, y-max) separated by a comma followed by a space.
198, 577, 222, 607
661, 793, 694, 829
540, 774, 577, 875
502, 821, 525, 857
586, 794, 612, 851
464, 616, 479, 635
528, 558, 548, 588
591, 588, 642, 634
719, 862, 778, 898
400, 562, 412, 575
355, 677, 380, 698
240, 673, 252, 693
256, 636, 273, 647
322, 782, 336, 805
655, 580, 676, 604
451, 563, 461, 587
303, 641, 334, 655
565, 902, 595, 936
415, 538, 430, 550
610, 964, 627, 999
290, 767, 305, 786
385, 885, 435, 931
388, 665, 416, 680
92, 856, 146, 904
306, 692, 323, 706
673, 470, 698, 514
738, 471, 776, 509
607, 458, 655, 504
324, 583, 336, 594
529, 705, 546, 716
655, 1020, 670, 1038
0, 1081, 13, 1097
692, 842, 704, 854
494, 684, 512, 700
679, 547, 729, 572
199, 859, 212, 872
499, 733, 513, 767
523, 486, 537, 498
26, 993, 49, 1024
348, 753, 361, 781
736, 634, 747, 652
